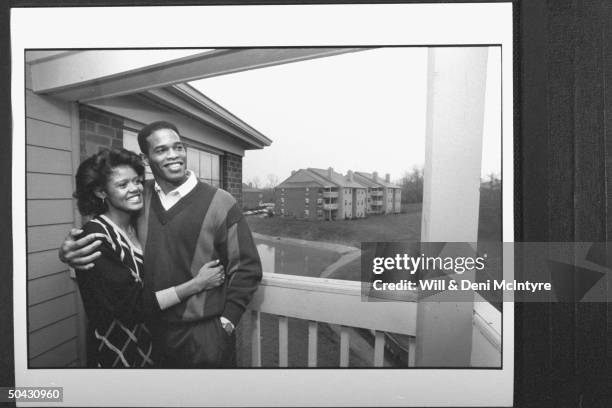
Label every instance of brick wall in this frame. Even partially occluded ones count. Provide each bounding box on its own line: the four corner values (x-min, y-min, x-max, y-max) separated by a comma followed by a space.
79, 105, 124, 163
275, 187, 322, 220
222, 152, 242, 206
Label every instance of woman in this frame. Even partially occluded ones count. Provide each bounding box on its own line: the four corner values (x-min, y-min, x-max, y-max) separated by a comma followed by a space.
73, 148, 223, 368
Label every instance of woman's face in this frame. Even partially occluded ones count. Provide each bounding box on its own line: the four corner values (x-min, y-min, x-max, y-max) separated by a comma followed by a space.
104, 165, 144, 213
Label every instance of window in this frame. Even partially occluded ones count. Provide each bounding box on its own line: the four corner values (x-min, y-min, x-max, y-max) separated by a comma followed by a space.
186, 147, 221, 187
123, 130, 153, 179
305, 198, 309, 204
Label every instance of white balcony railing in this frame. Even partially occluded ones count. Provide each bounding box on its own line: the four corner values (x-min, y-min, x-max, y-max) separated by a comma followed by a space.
246, 273, 417, 367
243, 273, 501, 368
322, 203, 338, 210
322, 191, 339, 198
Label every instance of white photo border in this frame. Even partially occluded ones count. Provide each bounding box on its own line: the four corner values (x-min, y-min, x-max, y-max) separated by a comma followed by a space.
11, 3, 514, 406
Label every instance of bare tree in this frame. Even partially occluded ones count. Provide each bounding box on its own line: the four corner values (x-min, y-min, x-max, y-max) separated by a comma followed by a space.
266, 174, 279, 189
250, 177, 261, 189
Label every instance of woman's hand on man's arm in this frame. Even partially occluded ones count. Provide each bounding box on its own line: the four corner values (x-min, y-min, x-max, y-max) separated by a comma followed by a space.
58, 228, 105, 270
173, 260, 225, 303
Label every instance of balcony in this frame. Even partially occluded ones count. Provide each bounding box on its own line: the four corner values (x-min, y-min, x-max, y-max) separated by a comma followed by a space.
322, 191, 339, 198
241, 273, 501, 367
371, 199, 384, 205
370, 190, 384, 197
322, 203, 338, 210
244, 273, 417, 367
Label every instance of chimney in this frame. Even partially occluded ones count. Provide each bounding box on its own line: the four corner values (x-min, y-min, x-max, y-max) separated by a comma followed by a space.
385, 173, 390, 183
291, 170, 296, 176
347, 170, 354, 182
249, 182, 253, 188
328, 167, 333, 179
373, 171, 378, 181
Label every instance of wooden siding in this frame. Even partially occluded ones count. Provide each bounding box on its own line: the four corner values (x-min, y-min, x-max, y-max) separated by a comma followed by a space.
26, 145, 72, 175
29, 339, 79, 368
27, 173, 73, 199
28, 271, 74, 306
26, 118, 72, 150
28, 249, 69, 280
26, 85, 79, 368
27, 223, 74, 253
29, 315, 78, 359
27, 200, 73, 226
28, 293, 77, 332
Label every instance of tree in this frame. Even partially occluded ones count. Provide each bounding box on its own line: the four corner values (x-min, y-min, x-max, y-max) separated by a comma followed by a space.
266, 174, 279, 189
400, 166, 424, 204
249, 177, 261, 189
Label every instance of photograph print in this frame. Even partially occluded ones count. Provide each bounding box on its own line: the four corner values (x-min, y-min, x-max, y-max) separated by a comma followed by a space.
25, 46, 502, 370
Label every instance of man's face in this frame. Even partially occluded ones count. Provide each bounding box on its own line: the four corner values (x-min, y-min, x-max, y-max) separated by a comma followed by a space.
144, 128, 188, 190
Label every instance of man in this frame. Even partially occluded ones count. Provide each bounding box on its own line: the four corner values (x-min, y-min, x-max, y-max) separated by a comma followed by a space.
60, 121, 262, 368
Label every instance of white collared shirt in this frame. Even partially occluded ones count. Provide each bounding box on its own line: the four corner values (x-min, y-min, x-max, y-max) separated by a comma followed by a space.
154, 170, 198, 210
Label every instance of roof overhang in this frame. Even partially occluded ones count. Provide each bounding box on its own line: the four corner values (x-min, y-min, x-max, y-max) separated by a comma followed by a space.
28, 48, 369, 150
142, 83, 272, 150
28, 48, 369, 103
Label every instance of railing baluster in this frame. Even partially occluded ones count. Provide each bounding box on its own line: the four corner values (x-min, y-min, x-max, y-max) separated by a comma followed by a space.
307, 321, 318, 367
408, 336, 416, 367
339, 326, 349, 367
278, 316, 289, 367
251, 310, 261, 367
374, 331, 385, 367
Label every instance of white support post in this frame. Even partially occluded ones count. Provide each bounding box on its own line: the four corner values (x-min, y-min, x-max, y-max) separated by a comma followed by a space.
416, 47, 488, 367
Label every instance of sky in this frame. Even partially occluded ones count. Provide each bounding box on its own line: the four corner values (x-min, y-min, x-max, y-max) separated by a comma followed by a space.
191, 47, 501, 187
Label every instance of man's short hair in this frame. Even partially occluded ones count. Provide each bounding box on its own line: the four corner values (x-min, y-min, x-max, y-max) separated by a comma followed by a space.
137, 121, 180, 155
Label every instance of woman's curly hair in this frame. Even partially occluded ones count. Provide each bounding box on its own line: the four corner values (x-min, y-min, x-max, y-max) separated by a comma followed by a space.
74, 148, 145, 216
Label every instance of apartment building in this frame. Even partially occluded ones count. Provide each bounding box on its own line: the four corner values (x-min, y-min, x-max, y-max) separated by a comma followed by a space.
354, 172, 402, 214
308, 168, 368, 219
275, 167, 404, 220
275, 169, 335, 220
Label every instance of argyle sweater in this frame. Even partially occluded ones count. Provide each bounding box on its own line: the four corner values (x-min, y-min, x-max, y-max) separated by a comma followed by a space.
137, 180, 262, 325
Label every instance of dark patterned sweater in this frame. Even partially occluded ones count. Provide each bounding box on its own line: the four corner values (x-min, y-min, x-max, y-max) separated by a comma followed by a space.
137, 180, 262, 325
76, 215, 156, 367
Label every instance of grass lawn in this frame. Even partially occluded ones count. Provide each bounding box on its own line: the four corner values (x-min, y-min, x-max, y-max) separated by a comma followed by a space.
246, 203, 423, 249
246, 200, 501, 283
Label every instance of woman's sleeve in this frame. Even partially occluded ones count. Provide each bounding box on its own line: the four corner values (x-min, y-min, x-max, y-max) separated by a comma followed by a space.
75, 223, 161, 324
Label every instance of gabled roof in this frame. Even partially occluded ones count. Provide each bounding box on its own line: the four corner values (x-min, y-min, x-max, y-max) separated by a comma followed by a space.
277, 169, 335, 189
354, 171, 401, 188
308, 168, 367, 189
142, 83, 272, 150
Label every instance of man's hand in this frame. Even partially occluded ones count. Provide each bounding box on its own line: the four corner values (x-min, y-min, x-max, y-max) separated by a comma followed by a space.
58, 228, 105, 270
